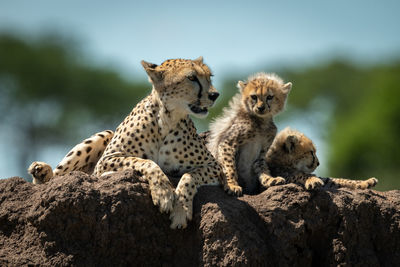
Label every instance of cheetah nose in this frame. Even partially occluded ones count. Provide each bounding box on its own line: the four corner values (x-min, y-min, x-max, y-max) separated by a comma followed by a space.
208, 92, 219, 101
316, 161, 320, 166
257, 106, 265, 112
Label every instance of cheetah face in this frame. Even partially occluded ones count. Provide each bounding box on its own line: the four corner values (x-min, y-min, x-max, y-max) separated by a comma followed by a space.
268, 128, 320, 174
141, 57, 219, 118
238, 75, 291, 118
294, 149, 319, 173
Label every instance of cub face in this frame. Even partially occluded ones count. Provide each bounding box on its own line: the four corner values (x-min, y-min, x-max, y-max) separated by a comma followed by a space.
237, 73, 292, 118
141, 57, 219, 118
267, 127, 320, 173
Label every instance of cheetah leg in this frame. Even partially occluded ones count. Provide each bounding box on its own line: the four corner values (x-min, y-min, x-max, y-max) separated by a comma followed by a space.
170, 163, 220, 229
95, 156, 176, 214
217, 143, 243, 196
254, 158, 286, 189
285, 174, 324, 190
259, 173, 286, 189
303, 176, 324, 190
28, 130, 113, 183
322, 177, 378, 189
223, 175, 243, 196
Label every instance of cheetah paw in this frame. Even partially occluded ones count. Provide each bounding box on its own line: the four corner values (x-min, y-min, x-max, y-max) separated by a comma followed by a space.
27, 161, 53, 184
224, 184, 243, 196
169, 201, 191, 229
150, 184, 175, 214
305, 176, 324, 190
358, 177, 378, 189
260, 175, 286, 188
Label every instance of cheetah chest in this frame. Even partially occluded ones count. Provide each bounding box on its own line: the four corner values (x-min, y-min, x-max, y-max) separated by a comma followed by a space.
236, 141, 262, 181
157, 131, 206, 177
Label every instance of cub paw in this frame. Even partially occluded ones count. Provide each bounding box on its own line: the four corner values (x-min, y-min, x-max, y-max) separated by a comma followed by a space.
169, 200, 191, 229
150, 183, 175, 214
358, 177, 378, 189
224, 183, 243, 196
305, 176, 324, 190
27, 161, 53, 184
260, 175, 286, 188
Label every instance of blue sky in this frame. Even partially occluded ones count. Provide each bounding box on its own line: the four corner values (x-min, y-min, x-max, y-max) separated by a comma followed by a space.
1, 0, 399, 80
0, 0, 399, 178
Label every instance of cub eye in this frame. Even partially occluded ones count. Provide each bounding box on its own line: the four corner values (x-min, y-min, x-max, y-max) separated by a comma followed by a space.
267, 95, 274, 101
251, 95, 257, 101
187, 75, 197, 81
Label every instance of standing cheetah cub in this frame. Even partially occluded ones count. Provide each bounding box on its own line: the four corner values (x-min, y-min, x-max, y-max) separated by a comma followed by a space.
266, 127, 378, 190
208, 73, 292, 195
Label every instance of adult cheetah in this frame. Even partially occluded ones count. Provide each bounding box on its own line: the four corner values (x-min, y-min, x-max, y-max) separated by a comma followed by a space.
29, 57, 222, 229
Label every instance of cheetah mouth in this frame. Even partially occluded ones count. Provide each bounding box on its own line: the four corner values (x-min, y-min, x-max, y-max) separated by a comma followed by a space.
188, 104, 208, 115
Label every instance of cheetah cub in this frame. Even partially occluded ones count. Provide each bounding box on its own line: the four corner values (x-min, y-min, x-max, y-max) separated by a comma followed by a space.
266, 127, 378, 190
208, 73, 292, 195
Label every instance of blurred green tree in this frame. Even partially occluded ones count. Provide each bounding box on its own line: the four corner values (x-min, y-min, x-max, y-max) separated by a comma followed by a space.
0, 33, 149, 178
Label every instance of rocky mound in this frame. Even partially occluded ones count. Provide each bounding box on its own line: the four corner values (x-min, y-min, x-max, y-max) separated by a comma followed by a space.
0, 171, 399, 266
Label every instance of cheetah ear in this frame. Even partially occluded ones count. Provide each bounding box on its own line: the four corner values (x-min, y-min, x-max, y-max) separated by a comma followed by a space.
281, 82, 292, 94
193, 56, 203, 64
237, 81, 247, 92
283, 135, 298, 153
141, 60, 163, 83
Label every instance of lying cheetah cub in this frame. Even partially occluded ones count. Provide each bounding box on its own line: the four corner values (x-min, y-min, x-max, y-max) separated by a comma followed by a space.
208, 73, 292, 195
266, 127, 378, 190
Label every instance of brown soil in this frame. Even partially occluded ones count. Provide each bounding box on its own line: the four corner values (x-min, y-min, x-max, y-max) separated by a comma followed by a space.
1, 170, 399, 266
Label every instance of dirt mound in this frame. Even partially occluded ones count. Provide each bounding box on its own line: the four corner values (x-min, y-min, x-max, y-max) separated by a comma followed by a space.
1, 171, 399, 266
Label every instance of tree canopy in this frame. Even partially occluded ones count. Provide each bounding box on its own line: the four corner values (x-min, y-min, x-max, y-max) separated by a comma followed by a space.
0, 33, 149, 175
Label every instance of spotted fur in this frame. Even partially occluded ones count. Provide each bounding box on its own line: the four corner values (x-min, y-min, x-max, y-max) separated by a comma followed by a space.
266, 127, 378, 190
29, 57, 222, 229
28, 130, 114, 184
94, 57, 222, 229
207, 73, 292, 195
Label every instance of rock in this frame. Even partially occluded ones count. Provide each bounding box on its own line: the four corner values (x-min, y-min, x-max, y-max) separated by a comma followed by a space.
0, 170, 399, 266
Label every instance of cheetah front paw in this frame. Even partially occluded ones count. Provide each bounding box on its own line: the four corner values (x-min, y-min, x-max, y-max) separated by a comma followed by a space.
358, 177, 378, 189
305, 176, 324, 190
150, 184, 176, 214
260, 175, 286, 188
224, 183, 243, 196
27, 161, 53, 184
169, 200, 191, 229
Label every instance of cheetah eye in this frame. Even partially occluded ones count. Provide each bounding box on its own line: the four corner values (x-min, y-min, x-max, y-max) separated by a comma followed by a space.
187, 75, 197, 81
267, 95, 274, 101
250, 95, 257, 101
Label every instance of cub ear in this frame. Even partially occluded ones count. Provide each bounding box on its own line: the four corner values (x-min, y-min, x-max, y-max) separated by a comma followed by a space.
283, 135, 298, 153
193, 56, 204, 64
141, 60, 163, 83
281, 82, 292, 94
237, 80, 247, 92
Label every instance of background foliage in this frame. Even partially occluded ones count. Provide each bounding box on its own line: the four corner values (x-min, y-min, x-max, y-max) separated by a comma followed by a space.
0, 33, 399, 190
